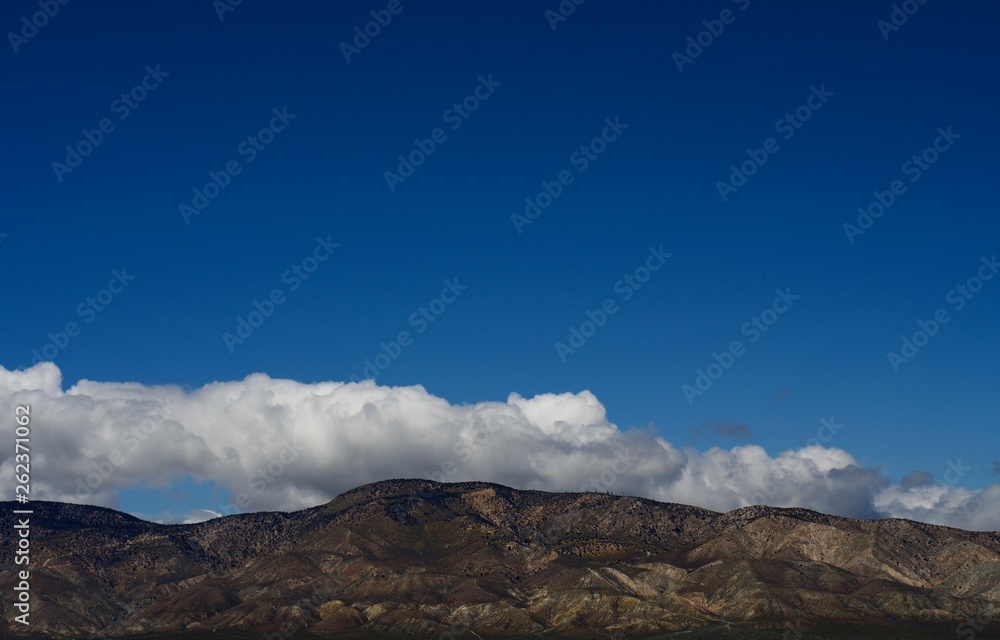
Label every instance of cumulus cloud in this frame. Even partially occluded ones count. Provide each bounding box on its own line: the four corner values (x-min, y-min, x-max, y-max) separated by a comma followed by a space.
1, 364, 998, 530
873, 484, 1000, 532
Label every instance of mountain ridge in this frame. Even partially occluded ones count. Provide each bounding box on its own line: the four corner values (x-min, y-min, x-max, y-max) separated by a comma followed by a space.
2, 479, 998, 638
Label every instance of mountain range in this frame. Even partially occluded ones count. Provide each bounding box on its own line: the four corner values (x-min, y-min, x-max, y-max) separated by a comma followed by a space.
2, 479, 999, 639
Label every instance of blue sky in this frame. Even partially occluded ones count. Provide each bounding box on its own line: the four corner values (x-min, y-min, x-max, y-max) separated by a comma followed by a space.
2, 0, 998, 523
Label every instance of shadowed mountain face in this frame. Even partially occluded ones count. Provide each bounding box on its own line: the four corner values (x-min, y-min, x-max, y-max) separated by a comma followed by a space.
2, 480, 999, 639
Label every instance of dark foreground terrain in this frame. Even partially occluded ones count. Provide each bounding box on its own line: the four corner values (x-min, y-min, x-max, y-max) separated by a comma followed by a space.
2, 479, 998, 638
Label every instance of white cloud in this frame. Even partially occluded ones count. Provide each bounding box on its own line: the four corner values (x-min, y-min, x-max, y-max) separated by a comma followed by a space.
181, 509, 222, 524
874, 483, 1000, 531
1, 363, 997, 530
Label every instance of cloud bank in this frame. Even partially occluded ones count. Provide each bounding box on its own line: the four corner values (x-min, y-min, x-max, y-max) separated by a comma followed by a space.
1, 363, 997, 530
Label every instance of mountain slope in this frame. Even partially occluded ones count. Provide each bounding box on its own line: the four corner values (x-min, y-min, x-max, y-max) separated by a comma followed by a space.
1, 479, 998, 638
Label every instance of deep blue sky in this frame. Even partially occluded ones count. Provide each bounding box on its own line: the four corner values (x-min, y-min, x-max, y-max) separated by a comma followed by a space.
3, 0, 998, 517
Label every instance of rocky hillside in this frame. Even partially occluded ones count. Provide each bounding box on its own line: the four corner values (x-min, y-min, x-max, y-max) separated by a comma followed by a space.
1, 479, 999, 638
